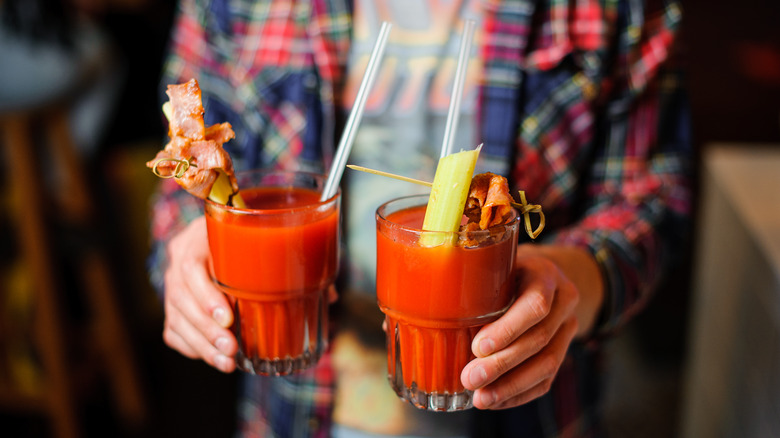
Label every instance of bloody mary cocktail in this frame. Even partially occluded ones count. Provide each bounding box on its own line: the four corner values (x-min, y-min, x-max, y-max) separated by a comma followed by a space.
205, 170, 340, 376
376, 195, 519, 411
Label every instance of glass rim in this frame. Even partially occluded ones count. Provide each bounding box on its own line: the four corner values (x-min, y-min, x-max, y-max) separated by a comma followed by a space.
376, 194, 520, 237
204, 169, 341, 215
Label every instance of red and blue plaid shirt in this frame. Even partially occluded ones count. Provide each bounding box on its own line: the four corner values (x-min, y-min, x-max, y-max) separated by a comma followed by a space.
149, 0, 692, 436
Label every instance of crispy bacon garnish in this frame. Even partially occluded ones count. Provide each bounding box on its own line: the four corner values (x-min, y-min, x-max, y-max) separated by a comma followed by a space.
463, 172, 514, 230
168, 78, 206, 140
146, 79, 238, 200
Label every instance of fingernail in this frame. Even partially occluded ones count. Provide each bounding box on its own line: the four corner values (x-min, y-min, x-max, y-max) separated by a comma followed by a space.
469, 365, 488, 388
479, 389, 497, 408
478, 338, 495, 356
212, 307, 230, 327
214, 354, 230, 372
215, 337, 230, 355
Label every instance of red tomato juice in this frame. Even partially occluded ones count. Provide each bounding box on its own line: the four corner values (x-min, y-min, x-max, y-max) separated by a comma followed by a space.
376, 203, 517, 396
205, 186, 339, 367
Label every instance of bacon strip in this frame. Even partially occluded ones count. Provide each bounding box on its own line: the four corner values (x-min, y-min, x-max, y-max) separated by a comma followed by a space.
146, 79, 238, 200
168, 78, 206, 140
463, 172, 514, 230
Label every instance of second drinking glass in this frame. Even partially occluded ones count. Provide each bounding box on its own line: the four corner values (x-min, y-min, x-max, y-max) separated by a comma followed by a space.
376, 194, 520, 411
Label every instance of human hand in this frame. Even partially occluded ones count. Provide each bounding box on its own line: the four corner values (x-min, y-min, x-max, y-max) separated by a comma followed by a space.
161, 216, 238, 373
460, 246, 584, 409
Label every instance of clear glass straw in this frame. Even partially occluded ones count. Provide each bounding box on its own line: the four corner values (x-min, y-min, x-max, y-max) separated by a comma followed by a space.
439, 19, 476, 160
321, 21, 393, 201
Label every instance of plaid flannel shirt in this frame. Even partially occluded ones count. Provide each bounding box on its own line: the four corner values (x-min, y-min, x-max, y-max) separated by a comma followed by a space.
148, 0, 692, 437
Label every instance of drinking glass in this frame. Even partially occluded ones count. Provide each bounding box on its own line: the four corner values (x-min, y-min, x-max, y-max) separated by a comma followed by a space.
376, 194, 518, 411
205, 170, 340, 376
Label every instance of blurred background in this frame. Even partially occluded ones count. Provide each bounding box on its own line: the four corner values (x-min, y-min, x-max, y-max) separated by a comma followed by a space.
0, 0, 778, 437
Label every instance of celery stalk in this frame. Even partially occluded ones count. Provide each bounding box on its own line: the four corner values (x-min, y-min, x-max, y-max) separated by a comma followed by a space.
419, 148, 480, 247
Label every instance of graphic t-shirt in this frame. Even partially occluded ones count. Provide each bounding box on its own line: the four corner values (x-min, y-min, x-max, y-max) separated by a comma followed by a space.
342, 0, 484, 296
329, 1, 485, 436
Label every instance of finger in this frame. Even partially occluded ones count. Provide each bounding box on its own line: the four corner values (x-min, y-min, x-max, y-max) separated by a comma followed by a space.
163, 324, 198, 359
166, 283, 237, 354
167, 217, 234, 328
472, 317, 578, 410
471, 260, 557, 358
178, 256, 234, 329
164, 300, 238, 373
483, 379, 551, 410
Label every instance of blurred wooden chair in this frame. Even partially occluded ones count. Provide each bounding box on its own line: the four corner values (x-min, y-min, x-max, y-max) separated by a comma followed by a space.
0, 90, 147, 437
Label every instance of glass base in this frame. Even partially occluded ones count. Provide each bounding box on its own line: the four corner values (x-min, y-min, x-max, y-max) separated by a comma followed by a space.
227, 286, 329, 377
389, 379, 474, 412
236, 349, 321, 376
383, 316, 478, 412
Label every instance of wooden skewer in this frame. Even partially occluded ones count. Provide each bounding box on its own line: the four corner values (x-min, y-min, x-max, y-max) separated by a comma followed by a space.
346, 165, 433, 187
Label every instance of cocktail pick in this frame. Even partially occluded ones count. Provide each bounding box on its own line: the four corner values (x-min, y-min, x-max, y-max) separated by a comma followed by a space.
151, 156, 196, 179
346, 164, 432, 187
320, 21, 393, 201
439, 19, 476, 160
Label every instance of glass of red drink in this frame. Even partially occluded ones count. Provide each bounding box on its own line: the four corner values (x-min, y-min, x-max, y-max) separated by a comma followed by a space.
204, 170, 340, 376
375, 194, 519, 411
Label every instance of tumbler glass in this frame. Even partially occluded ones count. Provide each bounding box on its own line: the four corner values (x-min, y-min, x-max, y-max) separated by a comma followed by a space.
205, 170, 340, 376
376, 194, 518, 411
